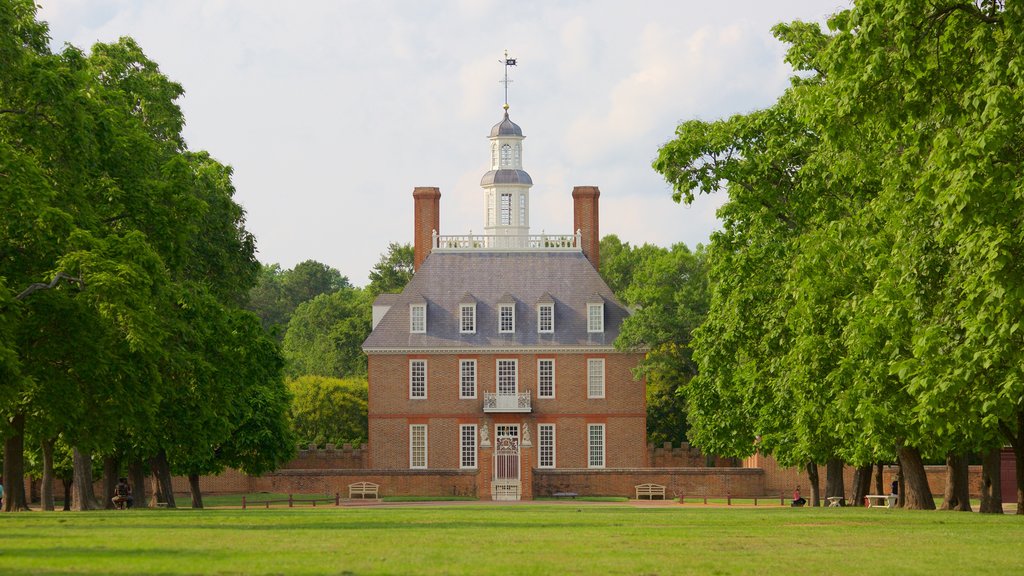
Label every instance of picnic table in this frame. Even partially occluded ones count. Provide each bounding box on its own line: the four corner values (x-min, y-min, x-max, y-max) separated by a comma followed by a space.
864, 494, 897, 508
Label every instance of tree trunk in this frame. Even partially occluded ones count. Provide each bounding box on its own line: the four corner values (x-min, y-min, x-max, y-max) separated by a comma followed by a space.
940, 452, 972, 511
62, 478, 73, 511
129, 459, 146, 509
102, 456, 119, 510
998, 410, 1024, 514
2, 412, 30, 511
149, 450, 176, 508
188, 473, 204, 509
825, 458, 845, 505
40, 437, 55, 511
806, 462, 821, 507
874, 463, 884, 495
71, 447, 100, 511
979, 447, 1003, 514
851, 464, 872, 507
896, 445, 936, 510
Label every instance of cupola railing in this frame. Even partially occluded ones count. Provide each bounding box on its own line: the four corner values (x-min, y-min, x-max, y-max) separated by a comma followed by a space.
433, 230, 581, 252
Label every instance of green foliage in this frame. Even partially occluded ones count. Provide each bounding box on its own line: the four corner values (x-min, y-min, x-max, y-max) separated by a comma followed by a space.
288, 375, 368, 448
282, 288, 371, 379
367, 242, 414, 296
246, 260, 349, 337
605, 237, 709, 445
654, 0, 1024, 507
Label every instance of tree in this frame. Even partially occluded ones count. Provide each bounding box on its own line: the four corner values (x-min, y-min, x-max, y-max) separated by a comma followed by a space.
282, 288, 372, 379
367, 243, 414, 296
247, 260, 349, 337
288, 375, 368, 448
610, 241, 709, 445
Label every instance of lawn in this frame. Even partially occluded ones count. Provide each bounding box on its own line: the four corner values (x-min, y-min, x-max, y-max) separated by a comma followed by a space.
3, 504, 1021, 575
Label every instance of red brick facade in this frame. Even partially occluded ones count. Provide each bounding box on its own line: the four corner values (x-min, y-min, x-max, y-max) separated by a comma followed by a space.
572, 186, 600, 269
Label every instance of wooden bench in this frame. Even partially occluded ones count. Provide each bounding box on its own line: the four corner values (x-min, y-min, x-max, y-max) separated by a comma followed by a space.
864, 494, 896, 508
635, 483, 666, 500
348, 482, 380, 499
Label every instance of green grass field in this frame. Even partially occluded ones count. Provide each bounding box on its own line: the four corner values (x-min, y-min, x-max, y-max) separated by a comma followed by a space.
3, 504, 1021, 575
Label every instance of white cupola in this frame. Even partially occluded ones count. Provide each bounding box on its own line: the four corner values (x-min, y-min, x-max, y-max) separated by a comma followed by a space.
481, 108, 532, 238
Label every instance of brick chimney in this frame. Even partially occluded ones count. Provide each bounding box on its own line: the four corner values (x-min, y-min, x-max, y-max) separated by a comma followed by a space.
572, 186, 600, 270
413, 187, 441, 271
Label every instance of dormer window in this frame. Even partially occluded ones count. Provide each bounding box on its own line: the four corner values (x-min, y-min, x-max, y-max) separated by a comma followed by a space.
460, 304, 476, 334
499, 303, 515, 333
410, 303, 426, 333
587, 302, 604, 333
538, 303, 554, 333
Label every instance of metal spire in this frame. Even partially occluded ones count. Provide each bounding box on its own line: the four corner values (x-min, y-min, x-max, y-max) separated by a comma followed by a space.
499, 49, 517, 111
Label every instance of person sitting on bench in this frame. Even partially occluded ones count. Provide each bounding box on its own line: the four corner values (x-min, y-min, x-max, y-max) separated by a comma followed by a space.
112, 477, 133, 509
792, 485, 806, 507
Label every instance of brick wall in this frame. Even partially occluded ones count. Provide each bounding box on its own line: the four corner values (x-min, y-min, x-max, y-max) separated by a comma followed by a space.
368, 351, 646, 470
648, 442, 741, 468
172, 469, 478, 498
746, 453, 984, 498
533, 468, 765, 498
285, 443, 369, 469
572, 186, 600, 269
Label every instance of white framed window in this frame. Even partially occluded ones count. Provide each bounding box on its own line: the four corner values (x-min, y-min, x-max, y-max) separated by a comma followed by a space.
499, 303, 515, 333
460, 424, 477, 469
497, 359, 517, 394
537, 303, 554, 333
459, 359, 477, 399
501, 144, 511, 167
500, 193, 512, 225
538, 424, 555, 468
537, 359, 555, 398
587, 358, 605, 399
587, 303, 604, 333
460, 304, 476, 334
410, 424, 427, 469
409, 359, 427, 399
491, 143, 498, 169
410, 304, 426, 333
588, 424, 605, 468
519, 193, 526, 225
487, 191, 495, 226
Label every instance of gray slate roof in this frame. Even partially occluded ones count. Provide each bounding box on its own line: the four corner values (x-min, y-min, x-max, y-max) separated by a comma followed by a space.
480, 169, 533, 186
363, 251, 628, 351
489, 112, 523, 137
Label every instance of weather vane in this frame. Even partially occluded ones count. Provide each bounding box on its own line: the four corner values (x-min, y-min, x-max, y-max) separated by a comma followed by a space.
499, 49, 517, 111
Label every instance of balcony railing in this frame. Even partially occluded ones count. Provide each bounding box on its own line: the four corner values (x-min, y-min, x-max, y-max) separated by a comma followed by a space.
433, 230, 581, 252
483, 391, 532, 413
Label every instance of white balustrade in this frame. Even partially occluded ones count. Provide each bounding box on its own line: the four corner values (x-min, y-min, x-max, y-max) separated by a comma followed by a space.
432, 230, 582, 252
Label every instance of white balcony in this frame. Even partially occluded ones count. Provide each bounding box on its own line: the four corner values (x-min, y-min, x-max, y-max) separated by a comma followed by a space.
433, 231, 581, 252
483, 391, 532, 413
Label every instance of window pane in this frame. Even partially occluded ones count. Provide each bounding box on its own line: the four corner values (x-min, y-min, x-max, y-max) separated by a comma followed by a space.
497, 359, 517, 394
587, 358, 604, 398
588, 425, 604, 468
460, 305, 475, 333
538, 304, 553, 333
411, 305, 426, 333
410, 360, 427, 398
460, 360, 476, 398
460, 425, 477, 469
539, 424, 555, 468
410, 425, 427, 468
538, 359, 554, 398
500, 193, 512, 225
499, 304, 514, 333
587, 303, 603, 333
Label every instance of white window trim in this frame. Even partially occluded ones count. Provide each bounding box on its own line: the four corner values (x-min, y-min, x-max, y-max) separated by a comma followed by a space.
537, 358, 555, 399
537, 303, 554, 333
587, 358, 605, 399
410, 424, 427, 469
587, 303, 604, 333
410, 304, 426, 333
459, 359, 477, 399
588, 424, 605, 469
499, 303, 515, 334
538, 423, 555, 469
460, 424, 477, 469
496, 358, 518, 395
460, 304, 476, 334
409, 359, 427, 399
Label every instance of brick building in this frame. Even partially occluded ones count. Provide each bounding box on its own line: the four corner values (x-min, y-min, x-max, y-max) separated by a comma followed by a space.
362, 106, 646, 500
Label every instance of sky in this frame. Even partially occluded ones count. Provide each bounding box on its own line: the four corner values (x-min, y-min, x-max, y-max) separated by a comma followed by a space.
36, 0, 848, 286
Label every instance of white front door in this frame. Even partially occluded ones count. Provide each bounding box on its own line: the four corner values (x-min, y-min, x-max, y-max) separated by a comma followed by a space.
492, 424, 521, 500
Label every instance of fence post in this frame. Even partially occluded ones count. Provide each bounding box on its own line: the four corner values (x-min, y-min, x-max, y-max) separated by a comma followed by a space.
242, 496, 246, 510
680, 494, 685, 505
288, 494, 294, 508
727, 493, 731, 506
335, 493, 340, 506
754, 497, 758, 507
781, 493, 785, 506
703, 495, 707, 505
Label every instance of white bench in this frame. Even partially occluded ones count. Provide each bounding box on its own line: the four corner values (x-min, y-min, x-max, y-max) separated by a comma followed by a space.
864, 494, 896, 508
348, 482, 380, 499
826, 496, 844, 507
635, 483, 666, 500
